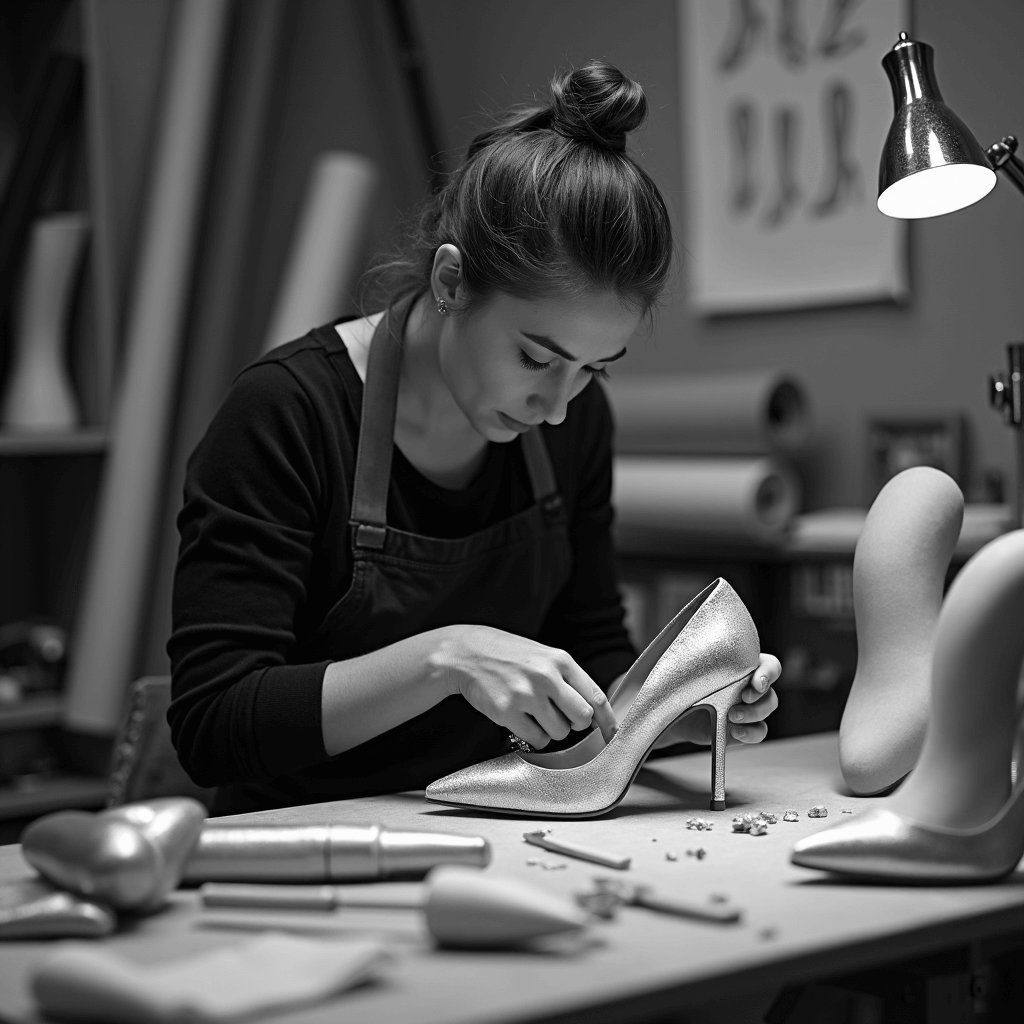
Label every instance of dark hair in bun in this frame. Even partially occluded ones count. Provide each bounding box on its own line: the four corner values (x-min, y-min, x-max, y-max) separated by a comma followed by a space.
366, 60, 671, 316
550, 60, 648, 152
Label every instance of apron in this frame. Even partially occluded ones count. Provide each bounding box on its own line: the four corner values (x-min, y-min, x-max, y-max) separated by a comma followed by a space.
215, 292, 574, 811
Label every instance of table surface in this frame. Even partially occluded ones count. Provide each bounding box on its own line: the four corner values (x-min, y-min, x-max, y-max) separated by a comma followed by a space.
3, 733, 1024, 1024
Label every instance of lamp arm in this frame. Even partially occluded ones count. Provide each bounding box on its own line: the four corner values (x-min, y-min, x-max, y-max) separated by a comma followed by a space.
985, 136, 1024, 527
987, 136, 1024, 198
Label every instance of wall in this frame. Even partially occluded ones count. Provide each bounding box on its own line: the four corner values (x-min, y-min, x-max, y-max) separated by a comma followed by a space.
412, 0, 1024, 508
232, 0, 429, 368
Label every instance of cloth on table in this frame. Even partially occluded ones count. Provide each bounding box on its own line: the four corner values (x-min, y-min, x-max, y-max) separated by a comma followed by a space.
31, 933, 386, 1023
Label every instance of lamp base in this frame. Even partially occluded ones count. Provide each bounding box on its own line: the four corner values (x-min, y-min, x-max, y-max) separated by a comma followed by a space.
989, 343, 1024, 530
1014, 431, 1024, 530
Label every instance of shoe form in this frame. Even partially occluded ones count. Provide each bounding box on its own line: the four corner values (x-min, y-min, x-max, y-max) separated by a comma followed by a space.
789, 796, 1024, 884
794, 529, 1024, 883
839, 467, 963, 796
426, 578, 760, 818
21, 798, 206, 912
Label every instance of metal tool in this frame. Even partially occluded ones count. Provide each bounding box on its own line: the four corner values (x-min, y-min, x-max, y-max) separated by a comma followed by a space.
200, 882, 424, 911
183, 824, 490, 883
576, 877, 742, 924
199, 867, 587, 949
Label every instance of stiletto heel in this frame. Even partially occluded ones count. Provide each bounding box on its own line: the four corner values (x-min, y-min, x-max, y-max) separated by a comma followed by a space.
697, 678, 750, 810
426, 579, 760, 818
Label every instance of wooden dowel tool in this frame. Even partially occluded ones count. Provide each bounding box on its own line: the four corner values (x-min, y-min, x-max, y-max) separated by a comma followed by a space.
523, 831, 631, 869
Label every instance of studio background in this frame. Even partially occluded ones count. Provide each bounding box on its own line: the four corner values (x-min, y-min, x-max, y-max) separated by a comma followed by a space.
413, 0, 1024, 514
1, 0, 1018, 718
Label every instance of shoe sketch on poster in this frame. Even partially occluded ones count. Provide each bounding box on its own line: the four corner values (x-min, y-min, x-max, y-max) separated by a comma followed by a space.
681, 0, 909, 314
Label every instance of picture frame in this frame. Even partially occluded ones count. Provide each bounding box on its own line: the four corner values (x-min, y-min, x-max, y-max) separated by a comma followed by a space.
866, 414, 966, 500
680, 0, 910, 314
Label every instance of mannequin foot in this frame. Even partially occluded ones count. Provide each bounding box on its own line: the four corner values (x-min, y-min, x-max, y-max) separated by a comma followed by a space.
882, 529, 1024, 830
839, 467, 963, 795
792, 531, 1024, 884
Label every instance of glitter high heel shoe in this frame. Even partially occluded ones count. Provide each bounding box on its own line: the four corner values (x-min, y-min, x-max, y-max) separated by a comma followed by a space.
425, 578, 761, 818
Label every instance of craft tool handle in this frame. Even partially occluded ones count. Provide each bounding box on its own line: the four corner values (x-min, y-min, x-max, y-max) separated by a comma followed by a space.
199, 881, 426, 910
523, 832, 631, 870
201, 883, 338, 910
184, 824, 490, 882
635, 893, 742, 924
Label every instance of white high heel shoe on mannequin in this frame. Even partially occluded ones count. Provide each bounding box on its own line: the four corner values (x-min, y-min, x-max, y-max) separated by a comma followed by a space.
793, 529, 1024, 883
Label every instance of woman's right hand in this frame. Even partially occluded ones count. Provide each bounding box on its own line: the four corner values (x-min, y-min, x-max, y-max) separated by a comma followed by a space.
434, 625, 617, 749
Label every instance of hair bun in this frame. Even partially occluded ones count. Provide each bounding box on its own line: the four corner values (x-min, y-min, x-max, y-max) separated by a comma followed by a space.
549, 60, 647, 153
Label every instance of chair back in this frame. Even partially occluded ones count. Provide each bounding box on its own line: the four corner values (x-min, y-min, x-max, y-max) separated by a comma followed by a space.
106, 676, 215, 808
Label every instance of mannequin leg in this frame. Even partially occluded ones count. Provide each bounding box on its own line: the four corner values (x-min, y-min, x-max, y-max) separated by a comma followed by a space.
839, 467, 963, 795
889, 529, 1024, 829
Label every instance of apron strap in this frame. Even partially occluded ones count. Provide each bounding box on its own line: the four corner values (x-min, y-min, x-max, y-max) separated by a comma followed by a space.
350, 292, 417, 550
520, 427, 560, 506
350, 291, 564, 549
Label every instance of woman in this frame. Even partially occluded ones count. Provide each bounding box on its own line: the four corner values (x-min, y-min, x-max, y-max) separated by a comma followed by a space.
168, 60, 781, 813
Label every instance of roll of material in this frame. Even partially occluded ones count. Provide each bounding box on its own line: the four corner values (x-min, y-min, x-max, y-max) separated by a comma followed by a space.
182, 824, 491, 883
63, 0, 231, 736
613, 456, 802, 545
606, 371, 810, 456
262, 151, 378, 353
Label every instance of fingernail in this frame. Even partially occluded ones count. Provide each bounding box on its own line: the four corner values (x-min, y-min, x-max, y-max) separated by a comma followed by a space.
757, 674, 769, 691
732, 725, 747, 738
729, 708, 744, 723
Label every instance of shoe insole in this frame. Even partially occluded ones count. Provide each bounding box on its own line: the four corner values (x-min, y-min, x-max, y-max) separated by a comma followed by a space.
522, 581, 719, 770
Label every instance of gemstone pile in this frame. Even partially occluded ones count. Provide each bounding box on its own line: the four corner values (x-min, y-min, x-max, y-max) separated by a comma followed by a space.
732, 812, 770, 835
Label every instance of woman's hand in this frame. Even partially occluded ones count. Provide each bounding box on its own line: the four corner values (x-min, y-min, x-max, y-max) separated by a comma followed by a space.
435, 625, 617, 749
616, 652, 781, 749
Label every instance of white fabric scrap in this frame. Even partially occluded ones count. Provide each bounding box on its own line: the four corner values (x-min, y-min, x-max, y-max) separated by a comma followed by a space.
32, 933, 387, 1023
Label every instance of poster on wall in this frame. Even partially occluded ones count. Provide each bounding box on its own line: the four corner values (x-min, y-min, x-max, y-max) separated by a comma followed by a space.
680, 0, 909, 315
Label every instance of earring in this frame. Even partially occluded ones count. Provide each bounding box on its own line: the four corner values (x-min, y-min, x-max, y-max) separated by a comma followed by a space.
436, 295, 449, 315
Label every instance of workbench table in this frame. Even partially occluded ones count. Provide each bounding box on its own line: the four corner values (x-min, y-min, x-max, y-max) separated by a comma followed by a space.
2, 733, 1023, 1024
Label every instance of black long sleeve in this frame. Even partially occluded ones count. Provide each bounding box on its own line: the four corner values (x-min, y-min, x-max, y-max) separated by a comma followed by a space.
168, 323, 636, 802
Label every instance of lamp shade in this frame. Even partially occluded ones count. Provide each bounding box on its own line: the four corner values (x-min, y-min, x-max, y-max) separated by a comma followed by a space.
877, 33, 996, 219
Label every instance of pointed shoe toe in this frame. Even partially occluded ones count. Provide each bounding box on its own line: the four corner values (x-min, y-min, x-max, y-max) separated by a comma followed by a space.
790, 804, 1024, 884
426, 578, 760, 818
799, 530, 1024, 884
791, 809, 910, 878
425, 755, 532, 811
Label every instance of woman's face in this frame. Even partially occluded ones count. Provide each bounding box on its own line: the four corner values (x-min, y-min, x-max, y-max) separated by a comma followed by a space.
437, 289, 641, 442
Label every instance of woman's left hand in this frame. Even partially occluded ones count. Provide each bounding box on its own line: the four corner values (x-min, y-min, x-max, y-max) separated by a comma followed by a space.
653, 652, 781, 748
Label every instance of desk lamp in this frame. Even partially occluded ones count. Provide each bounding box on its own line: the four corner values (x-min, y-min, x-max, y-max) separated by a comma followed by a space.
877, 32, 1024, 527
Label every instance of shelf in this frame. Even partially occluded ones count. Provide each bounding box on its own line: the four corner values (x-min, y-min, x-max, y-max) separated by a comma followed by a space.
0, 774, 108, 821
0, 429, 108, 456
0, 693, 63, 732
616, 504, 1012, 561
785, 503, 1011, 558
0, 698, 110, 821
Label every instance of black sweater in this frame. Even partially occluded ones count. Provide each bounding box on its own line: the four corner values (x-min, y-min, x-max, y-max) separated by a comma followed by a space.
167, 322, 636, 806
